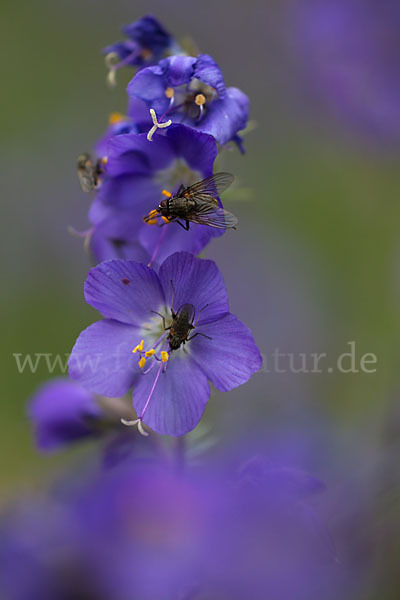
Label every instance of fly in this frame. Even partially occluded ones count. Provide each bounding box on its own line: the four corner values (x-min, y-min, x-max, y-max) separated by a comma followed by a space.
144, 172, 238, 231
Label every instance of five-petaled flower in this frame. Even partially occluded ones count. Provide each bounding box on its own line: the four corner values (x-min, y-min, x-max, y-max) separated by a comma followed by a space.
68, 252, 262, 436
88, 123, 224, 266
127, 54, 250, 147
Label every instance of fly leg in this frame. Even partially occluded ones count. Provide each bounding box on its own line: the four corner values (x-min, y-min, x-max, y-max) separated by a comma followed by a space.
151, 310, 170, 330
187, 332, 213, 342
175, 220, 190, 231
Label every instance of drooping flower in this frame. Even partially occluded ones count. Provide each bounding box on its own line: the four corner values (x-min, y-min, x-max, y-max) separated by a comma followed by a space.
68, 252, 262, 436
28, 378, 103, 451
88, 123, 224, 266
28, 377, 137, 453
103, 15, 181, 86
127, 54, 250, 147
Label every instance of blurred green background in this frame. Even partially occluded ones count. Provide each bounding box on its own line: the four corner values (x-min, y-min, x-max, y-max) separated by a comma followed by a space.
1, 0, 400, 527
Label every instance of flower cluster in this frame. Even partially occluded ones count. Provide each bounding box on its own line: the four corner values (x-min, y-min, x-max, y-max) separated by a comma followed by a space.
0, 445, 339, 600
57, 14, 262, 439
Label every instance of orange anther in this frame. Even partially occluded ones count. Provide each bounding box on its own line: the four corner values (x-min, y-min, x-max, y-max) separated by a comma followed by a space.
108, 112, 125, 125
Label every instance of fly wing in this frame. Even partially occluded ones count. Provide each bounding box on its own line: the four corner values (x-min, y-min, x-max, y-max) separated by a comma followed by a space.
183, 173, 234, 204
188, 203, 238, 229
176, 303, 196, 322
78, 170, 96, 193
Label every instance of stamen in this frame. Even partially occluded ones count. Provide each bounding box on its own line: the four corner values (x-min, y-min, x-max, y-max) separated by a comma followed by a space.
102, 156, 108, 165
145, 349, 156, 357
141, 48, 153, 61
161, 351, 169, 363
161, 216, 171, 224
162, 189, 172, 198
105, 52, 119, 87
144, 209, 160, 225
195, 93, 206, 106
165, 87, 175, 99
132, 340, 144, 353
108, 112, 125, 125
105, 48, 142, 87
121, 418, 149, 437
147, 109, 172, 142
138, 357, 146, 369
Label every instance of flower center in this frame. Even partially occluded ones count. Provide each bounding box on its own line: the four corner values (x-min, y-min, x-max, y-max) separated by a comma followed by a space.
154, 158, 203, 193
121, 303, 209, 436
160, 80, 217, 123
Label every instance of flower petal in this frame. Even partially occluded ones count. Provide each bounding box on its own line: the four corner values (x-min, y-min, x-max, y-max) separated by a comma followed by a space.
90, 214, 150, 264
139, 221, 221, 268
69, 320, 141, 396
96, 174, 160, 210
127, 64, 169, 114
84, 260, 165, 325
106, 133, 173, 176
133, 354, 210, 436
164, 124, 218, 175
28, 378, 102, 451
159, 252, 229, 323
194, 54, 226, 98
200, 87, 249, 145
190, 313, 262, 391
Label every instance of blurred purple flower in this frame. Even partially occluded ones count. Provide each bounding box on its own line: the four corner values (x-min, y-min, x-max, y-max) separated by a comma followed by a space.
68, 252, 261, 436
127, 54, 250, 146
0, 445, 338, 600
103, 15, 181, 86
295, 0, 400, 143
95, 112, 139, 158
28, 378, 102, 451
28, 378, 139, 456
88, 123, 222, 266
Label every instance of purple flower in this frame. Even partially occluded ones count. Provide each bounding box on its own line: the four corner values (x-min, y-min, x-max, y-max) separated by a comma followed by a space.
94, 112, 139, 158
68, 252, 262, 436
88, 123, 222, 266
28, 378, 138, 454
295, 0, 400, 143
127, 54, 250, 146
103, 15, 180, 86
28, 378, 102, 451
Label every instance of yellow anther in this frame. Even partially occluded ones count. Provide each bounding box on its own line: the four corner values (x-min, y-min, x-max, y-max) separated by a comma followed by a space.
139, 356, 147, 369
165, 86, 175, 99
132, 340, 144, 353
148, 209, 159, 218
146, 219, 158, 225
145, 349, 156, 357
141, 48, 152, 60
161, 351, 169, 363
162, 189, 172, 198
195, 93, 206, 106
108, 112, 125, 125
102, 156, 108, 165
161, 216, 171, 224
